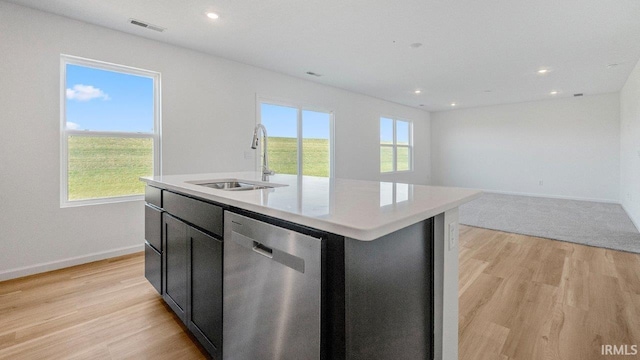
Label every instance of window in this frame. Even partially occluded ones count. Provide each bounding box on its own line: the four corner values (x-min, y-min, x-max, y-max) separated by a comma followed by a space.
60, 55, 161, 206
258, 101, 333, 177
380, 117, 412, 173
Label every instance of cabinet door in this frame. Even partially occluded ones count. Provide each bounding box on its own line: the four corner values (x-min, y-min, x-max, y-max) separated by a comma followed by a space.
188, 227, 223, 358
144, 243, 162, 294
163, 214, 188, 322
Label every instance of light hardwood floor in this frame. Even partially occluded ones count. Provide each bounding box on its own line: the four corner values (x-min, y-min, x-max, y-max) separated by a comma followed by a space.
0, 254, 207, 360
1, 227, 639, 359
459, 225, 640, 360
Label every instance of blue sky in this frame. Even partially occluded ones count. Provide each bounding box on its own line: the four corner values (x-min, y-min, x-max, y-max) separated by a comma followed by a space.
66, 64, 154, 132
261, 103, 330, 139
380, 117, 410, 145
381, 117, 393, 143
66, 66, 333, 137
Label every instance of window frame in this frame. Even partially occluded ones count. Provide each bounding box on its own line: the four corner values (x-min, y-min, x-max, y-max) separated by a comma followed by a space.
60, 54, 162, 207
380, 116, 414, 173
256, 96, 335, 178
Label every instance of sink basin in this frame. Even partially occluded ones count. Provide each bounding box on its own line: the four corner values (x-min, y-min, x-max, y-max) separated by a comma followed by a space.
187, 179, 287, 191
198, 181, 271, 191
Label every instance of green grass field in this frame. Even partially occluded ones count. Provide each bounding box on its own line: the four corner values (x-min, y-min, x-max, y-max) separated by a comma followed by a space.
267, 137, 330, 177
380, 146, 393, 172
67, 136, 408, 201
67, 136, 153, 200
380, 145, 410, 172
67, 136, 331, 201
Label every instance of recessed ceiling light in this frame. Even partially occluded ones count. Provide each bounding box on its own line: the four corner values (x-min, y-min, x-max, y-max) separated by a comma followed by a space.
414, 90, 421, 94
550, 91, 558, 95
206, 12, 219, 19
537, 69, 550, 74
450, 103, 456, 107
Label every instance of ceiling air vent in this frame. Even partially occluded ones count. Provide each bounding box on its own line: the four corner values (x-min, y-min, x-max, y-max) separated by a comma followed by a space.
129, 18, 165, 32
574, 93, 584, 97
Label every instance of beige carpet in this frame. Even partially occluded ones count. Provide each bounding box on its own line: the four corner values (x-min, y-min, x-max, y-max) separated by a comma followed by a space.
459, 193, 640, 253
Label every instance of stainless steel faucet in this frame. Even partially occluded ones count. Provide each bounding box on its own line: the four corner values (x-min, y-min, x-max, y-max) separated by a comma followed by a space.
251, 123, 275, 181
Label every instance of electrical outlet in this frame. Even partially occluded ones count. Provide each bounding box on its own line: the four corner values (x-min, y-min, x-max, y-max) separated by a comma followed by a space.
448, 222, 458, 251
539, 180, 544, 186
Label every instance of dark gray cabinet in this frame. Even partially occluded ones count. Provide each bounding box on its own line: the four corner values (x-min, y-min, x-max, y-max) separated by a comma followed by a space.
145, 185, 162, 208
144, 243, 162, 294
149, 188, 223, 359
163, 213, 189, 322
144, 187, 164, 295
163, 191, 223, 237
188, 227, 223, 358
145, 204, 163, 251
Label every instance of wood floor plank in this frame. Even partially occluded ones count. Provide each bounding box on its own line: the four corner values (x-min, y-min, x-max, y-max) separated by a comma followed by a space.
459, 257, 489, 296
459, 319, 510, 360
559, 257, 590, 311
0, 253, 207, 360
531, 244, 566, 287
459, 273, 504, 334
460, 225, 640, 360
498, 281, 558, 359
610, 250, 640, 294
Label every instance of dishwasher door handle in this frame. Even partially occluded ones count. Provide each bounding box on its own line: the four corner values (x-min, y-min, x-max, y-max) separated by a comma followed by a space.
231, 230, 306, 273
252, 241, 273, 258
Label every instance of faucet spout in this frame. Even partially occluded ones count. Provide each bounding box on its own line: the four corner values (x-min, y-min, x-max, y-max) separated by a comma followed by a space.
251, 123, 275, 181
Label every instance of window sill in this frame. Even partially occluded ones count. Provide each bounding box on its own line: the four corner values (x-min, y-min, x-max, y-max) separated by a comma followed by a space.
380, 170, 414, 175
60, 194, 144, 208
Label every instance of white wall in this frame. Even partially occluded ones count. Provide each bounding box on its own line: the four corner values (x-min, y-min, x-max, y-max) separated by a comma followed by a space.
0, 2, 430, 279
620, 59, 640, 230
431, 93, 620, 202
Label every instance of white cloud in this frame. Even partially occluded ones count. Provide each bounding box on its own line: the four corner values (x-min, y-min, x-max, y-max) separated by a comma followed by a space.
67, 122, 80, 130
66, 84, 110, 101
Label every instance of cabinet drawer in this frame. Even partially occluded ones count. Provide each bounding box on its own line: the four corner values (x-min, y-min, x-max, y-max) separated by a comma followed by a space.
163, 191, 223, 237
145, 243, 162, 294
145, 204, 163, 252
145, 186, 162, 208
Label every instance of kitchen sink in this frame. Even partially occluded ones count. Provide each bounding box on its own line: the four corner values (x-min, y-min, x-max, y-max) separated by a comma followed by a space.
199, 181, 270, 191
187, 179, 287, 191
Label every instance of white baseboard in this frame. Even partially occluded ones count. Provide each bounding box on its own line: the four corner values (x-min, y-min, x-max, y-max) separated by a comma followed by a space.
0, 244, 144, 282
622, 204, 640, 232
477, 188, 620, 204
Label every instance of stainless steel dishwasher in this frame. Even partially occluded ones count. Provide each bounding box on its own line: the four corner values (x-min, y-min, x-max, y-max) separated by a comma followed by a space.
223, 211, 322, 360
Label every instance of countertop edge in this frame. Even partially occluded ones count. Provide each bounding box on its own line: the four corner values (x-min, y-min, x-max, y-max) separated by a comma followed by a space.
142, 177, 481, 241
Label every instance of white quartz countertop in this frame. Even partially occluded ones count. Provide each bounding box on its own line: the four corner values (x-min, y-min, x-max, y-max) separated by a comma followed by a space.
141, 172, 481, 241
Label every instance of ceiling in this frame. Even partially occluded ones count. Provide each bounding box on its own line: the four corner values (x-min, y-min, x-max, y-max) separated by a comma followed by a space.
6, 0, 640, 111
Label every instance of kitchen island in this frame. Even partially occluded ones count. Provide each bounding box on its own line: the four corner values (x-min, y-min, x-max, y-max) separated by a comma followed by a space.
141, 172, 480, 360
